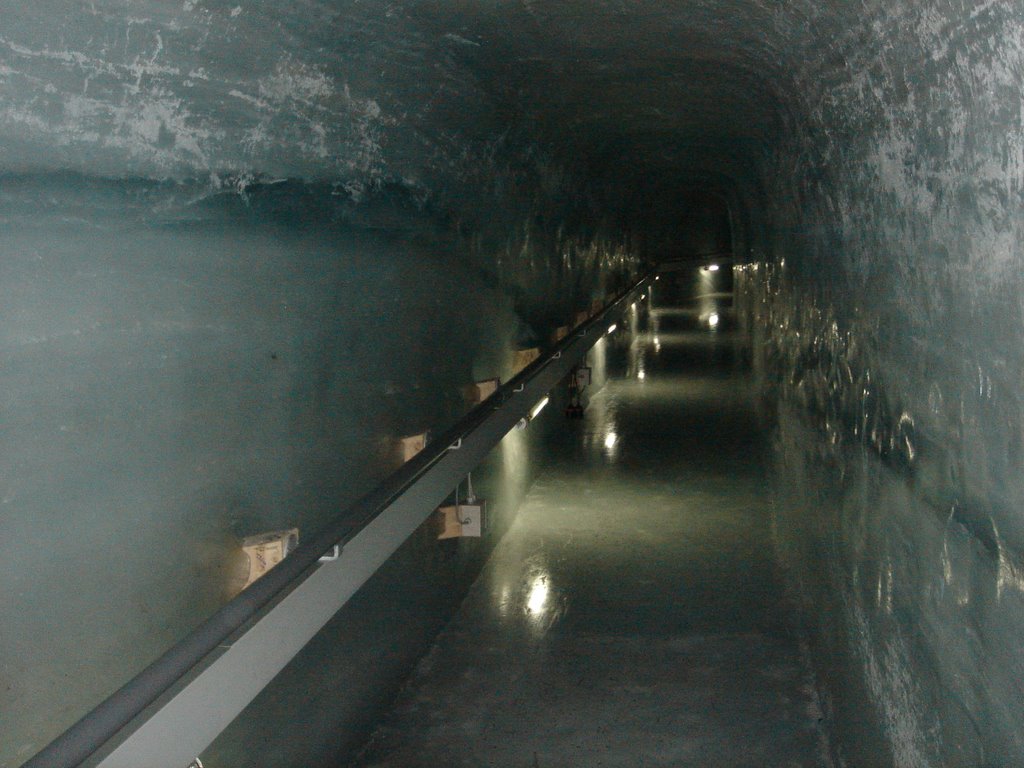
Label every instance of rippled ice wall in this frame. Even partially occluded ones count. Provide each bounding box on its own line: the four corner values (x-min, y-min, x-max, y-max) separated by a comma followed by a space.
738, 3, 1024, 766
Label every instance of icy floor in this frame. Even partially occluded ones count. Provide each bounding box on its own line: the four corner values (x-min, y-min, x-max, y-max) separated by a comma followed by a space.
353, 303, 831, 767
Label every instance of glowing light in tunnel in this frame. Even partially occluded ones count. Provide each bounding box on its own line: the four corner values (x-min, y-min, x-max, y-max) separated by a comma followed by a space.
529, 395, 550, 420
704, 264, 720, 272
638, 370, 646, 381
604, 432, 618, 449
607, 323, 617, 335
527, 577, 549, 615
708, 313, 720, 328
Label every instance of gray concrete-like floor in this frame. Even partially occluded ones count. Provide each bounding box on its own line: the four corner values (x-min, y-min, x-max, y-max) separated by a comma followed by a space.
353, 303, 830, 767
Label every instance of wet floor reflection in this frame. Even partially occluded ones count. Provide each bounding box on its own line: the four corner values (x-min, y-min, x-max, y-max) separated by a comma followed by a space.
353, 286, 828, 767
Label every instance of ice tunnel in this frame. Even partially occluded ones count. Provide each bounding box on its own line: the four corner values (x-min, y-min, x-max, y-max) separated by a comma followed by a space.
2, 2, 1023, 767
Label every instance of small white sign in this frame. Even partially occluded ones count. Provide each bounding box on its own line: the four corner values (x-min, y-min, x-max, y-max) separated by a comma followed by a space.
457, 502, 484, 538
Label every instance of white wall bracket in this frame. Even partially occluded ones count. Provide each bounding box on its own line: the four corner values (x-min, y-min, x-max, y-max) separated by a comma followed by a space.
318, 545, 342, 563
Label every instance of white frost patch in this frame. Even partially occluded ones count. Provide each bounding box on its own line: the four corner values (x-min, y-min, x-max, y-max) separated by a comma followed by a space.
61, 93, 103, 121
5, 40, 98, 69
444, 33, 481, 47
240, 122, 269, 155
340, 86, 385, 173
0, 80, 213, 172
969, 0, 1002, 21
230, 6, 242, 17
0, 30, 396, 176
228, 89, 269, 110
120, 95, 211, 167
258, 58, 334, 107
242, 58, 387, 172
362, 99, 381, 119
130, 100, 173, 144
915, 7, 951, 62
2, 36, 180, 81
0, 105, 57, 134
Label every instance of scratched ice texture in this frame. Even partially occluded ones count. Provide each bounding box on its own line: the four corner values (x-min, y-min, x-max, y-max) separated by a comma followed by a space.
733, 2, 1024, 763
738, 252, 1024, 767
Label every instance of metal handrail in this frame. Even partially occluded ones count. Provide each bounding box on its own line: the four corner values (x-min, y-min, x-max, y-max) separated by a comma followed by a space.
23, 273, 651, 768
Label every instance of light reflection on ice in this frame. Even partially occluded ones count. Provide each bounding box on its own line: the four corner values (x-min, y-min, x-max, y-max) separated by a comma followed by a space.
527, 575, 549, 616
993, 520, 1024, 601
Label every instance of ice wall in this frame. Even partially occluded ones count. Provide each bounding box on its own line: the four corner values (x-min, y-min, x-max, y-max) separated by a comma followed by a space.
0, 5, 642, 765
740, 3, 1024, 766
0, 176, 637, 767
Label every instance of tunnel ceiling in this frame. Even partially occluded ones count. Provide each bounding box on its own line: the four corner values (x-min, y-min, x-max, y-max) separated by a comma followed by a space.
0, 0, 811, 192
2, 0, 1019, 246
409, 1, 790, 179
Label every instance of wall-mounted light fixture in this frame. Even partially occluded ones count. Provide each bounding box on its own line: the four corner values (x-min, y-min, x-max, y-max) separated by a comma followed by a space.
516, 394, 551, 430
529, 395, 550, 420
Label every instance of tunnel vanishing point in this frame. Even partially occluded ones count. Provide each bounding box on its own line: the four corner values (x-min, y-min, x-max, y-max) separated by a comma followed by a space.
2, 2, 1024, 767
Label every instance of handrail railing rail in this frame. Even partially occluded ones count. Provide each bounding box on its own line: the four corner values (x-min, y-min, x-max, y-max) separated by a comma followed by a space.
23, 273, 652, 768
